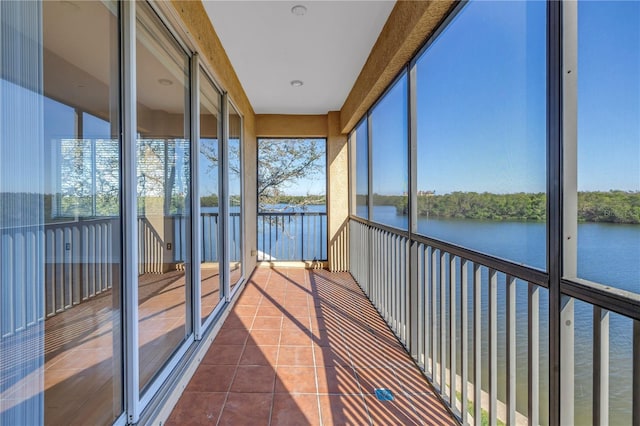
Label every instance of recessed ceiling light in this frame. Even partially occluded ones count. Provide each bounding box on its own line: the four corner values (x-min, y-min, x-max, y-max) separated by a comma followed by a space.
291, 5, 307, 16
158, 78, 173, 86
290, 80, 304, 87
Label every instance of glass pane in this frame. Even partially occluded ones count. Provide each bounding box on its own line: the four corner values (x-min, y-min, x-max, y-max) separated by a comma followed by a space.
371, 73, 408, 229
353, 120, 369, 219
2, 2, 124, 423
136, 2, 191, 392
44, 1, 123, 424
1, 2, 46, 424
257, 138, 327, 261
575, 0, 640, 294
199, 73, 222, 322
415, 0, 547, 269
228, 104, 243, 288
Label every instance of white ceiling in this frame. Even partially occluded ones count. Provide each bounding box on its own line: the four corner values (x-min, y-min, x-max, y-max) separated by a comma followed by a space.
202, 1, 395, 115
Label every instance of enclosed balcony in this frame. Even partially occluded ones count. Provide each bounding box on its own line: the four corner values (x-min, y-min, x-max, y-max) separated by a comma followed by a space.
1, 1, 639, 426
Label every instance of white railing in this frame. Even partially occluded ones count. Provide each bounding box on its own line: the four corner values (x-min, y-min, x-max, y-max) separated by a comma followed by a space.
44, 218, 116, 318
349, 216, 640, 426
1, 212, 245, 337
1, 218, 117, 338
257, 212, 327, 261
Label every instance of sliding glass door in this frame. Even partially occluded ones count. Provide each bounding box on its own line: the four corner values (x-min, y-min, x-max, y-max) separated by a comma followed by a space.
199, 72, 224, 322
135, 1, 193, 393
1, 1, 246, 423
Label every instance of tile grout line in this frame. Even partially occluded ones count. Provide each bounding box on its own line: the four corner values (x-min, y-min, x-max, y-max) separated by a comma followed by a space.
265, 268, 276, 426
267, 267, 283, 426
216, 268, 269, 426
307, 270, 325, 426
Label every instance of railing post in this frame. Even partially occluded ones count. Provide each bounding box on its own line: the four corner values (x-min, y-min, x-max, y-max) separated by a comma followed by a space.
473, 263, 481, 425
449, 254, 456, 413
506, 275, 516, 426
460, 259, 468, 424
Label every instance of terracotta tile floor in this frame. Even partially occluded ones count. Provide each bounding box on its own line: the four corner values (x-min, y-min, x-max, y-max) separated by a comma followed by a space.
167, 267, 457, 425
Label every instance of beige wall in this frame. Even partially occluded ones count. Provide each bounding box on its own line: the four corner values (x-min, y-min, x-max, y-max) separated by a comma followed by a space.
327, 111, 349, 271
256, 114, 328, 138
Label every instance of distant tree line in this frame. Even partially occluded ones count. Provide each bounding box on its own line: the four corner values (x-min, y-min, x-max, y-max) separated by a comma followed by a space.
370, 191, 640, 224
265, 195, 325, 206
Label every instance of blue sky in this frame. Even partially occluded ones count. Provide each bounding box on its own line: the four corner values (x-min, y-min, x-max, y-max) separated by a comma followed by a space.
364, 0, 639, 196
2, 1, 638, 199
577, 0, 640, 192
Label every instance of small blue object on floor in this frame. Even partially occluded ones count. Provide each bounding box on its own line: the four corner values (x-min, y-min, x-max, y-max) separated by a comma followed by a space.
375, 388, 394, 401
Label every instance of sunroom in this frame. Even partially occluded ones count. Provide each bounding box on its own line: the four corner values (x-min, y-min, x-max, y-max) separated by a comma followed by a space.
0, 1, 638, 425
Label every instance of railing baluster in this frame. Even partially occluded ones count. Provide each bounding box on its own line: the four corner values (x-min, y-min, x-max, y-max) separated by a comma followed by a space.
440, 251, 446, 395
388, 232, 393, 325
474, 264, 481, 426
633, 320, 640, 426
561, 296, 575, 425
461, 259, 468, 424
417, 243, 424, 367
383, 231, 388, 320
528, 283, 540, 426
450, 253, 456, 411
393, 234, 398, 331
394, 235, 399, 332
319, 214, 323, 259
489, 269, 497, 426
506, 275, 516, 426
398, 237, 402, 336
406, 238, 411, 345
403, 237, 408, 344
431, 248, 438, 387
593, 306, 609, 426
269, 215, 273, 260
55, 228, 63, 312
424, 246, 431, 377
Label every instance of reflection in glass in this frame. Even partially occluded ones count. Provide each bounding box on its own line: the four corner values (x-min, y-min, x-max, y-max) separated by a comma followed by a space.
353, 120, 369, 219
371, 73, 408, 229
575, 0, 639, 293
199, 73, 223, 322
45, 1, 122, 424
136, 2, 191, 392
228, 104, 243, 288
415, 1, 546, 269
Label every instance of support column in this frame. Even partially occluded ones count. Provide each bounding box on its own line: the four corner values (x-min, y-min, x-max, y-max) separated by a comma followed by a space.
327, 111, 349, 272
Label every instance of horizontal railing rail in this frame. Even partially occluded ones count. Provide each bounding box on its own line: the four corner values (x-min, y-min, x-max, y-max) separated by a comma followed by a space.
349, 215, 640, 426
257, 211, 327, 261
